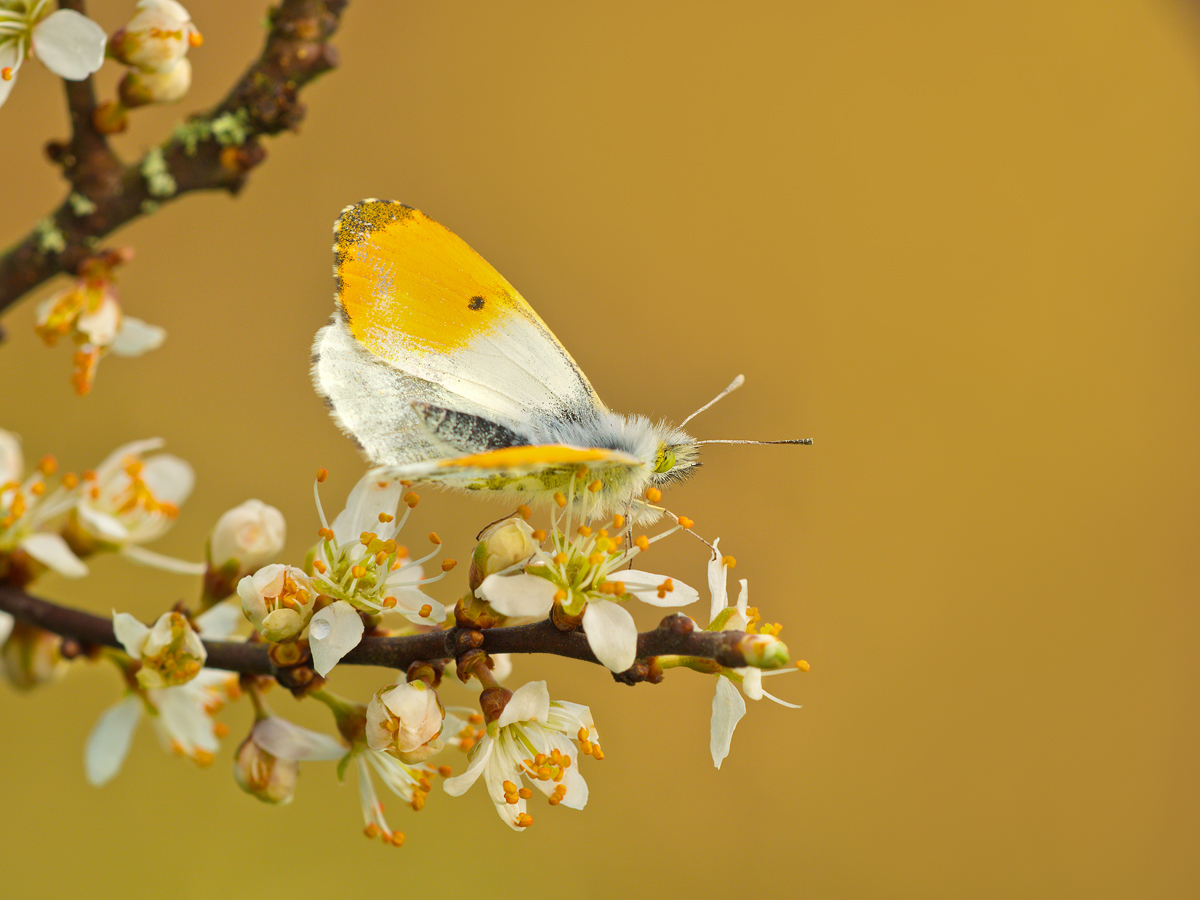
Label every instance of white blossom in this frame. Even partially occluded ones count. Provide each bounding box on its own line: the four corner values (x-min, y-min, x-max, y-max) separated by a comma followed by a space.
0, 6, 106, 110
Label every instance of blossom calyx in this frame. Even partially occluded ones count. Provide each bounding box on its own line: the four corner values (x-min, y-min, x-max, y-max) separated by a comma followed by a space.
469, 517, 539, 591
365, 680, 446, 764
234, 728, 299, 805
238, 564, 316, 643
118, 57, 191, 106
113, 610, 207, 689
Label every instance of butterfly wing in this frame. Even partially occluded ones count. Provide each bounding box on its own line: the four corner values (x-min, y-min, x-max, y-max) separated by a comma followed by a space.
313, 200, 607, 467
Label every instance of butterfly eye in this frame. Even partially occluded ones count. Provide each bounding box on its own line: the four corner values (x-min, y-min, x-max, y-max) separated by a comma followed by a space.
653, 447, 676, 474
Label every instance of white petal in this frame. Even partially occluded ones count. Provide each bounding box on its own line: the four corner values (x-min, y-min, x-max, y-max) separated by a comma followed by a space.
254, 716, 345, 761
193, 601, 242, 640
0, 46, 21, 109
331, 474, 403, 543
76, 504, 130, 542
309, 601, 364, 676
120, 544, 205, 574
112, 612, 150, 657
153, 687, 217, 755
581, 600, 638, 673
32, 10, 106, 80
710, 676, 746, 769
111, 317, 166, 356
140, 454, 194, 505
707, 539, 727, 623
85, 697, 142, 785
442, 734, 494, 796
477, 572, 557, 617
740, 667, 763, 700
620, 569, 699, 607
0, 611, 13, 646
489, 653, 512, 682
499, 680, 551, 727
94, 438, 165, 480
19, 532, 88, 577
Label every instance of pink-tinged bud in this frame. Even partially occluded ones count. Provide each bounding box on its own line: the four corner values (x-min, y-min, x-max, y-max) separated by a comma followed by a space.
2, 621, 67, 690
365, 681, 446, 764
109, 0, 200, 74
237, 564, 316, 642
118, 57, 191, 107
207, 499, 286, 588
469, 517, 539, 591
738, 633, 790, 669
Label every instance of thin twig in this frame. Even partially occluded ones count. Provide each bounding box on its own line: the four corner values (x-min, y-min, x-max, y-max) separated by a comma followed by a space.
0, 0, 348, 317
0, 583, 753, 680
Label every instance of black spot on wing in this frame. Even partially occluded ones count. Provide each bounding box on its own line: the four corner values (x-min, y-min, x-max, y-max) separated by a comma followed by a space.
468, 295, 485, 311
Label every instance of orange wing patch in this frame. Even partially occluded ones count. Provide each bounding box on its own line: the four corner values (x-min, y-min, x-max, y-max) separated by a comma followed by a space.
334, 200, 533, 359
435, 446, 639, 470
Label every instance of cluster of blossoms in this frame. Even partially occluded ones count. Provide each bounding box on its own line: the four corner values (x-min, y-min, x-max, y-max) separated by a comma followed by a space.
2, 442, 805, 847
1, 1, 198, 111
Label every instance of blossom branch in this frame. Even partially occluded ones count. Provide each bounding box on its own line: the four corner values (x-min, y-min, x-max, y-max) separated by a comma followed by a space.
0, 583, 754, 680
0, 0, 348, 317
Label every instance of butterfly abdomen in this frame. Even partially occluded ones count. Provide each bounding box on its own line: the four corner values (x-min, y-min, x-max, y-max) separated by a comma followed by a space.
413, 402, 528, 454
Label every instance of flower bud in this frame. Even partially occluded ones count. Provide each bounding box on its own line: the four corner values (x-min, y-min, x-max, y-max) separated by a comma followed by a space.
469, 517, 538, 591
238, 564, 316, 642
234, 721, 299, 805
113, 610, 206, 689
738, 633, 790, 669
1, 621, 66, 690
117, 57, 191, 107
109, 0, 201, 73
207, 499, 285, 585
365, 680, 445, 764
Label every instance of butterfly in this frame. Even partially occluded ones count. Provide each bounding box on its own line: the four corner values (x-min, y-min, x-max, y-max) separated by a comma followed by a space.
312, 200, 808, 523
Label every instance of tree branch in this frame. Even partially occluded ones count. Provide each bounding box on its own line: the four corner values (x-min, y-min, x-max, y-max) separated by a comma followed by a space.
0, 0, 348, 317
0, 583, 753, 681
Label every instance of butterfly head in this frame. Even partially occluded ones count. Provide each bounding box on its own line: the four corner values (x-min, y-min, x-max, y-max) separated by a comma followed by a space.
647, 426, 701, 487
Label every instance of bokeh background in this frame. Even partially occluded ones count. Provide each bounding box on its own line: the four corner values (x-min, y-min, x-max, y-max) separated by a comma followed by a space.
2, 1, 1199, 896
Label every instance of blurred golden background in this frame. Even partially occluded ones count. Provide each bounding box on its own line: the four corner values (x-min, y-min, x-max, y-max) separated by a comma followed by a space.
2, 1, 1199, 896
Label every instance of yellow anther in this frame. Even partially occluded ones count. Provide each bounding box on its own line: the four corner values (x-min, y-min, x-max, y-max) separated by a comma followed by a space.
577, 726, 589, 741
518, 504, 532, 519
518, 787, 533, 799
360, 530, 378, 545
553, 552, 568, 565
612, 514, 625, 529
537, 766, 552, 780
419, 604, 433, 618
188, 30, 203, 47
30, 482, 45, 496
404, 491, 420, 508
645, 487, 662, 503
194, 750, 215, 767
577, 525, 592, 537
364, 824, 380, 839
382, 596, 398, 609
460, 737, 475, 751
418, 776, 432, 791
612, 581, 625, 595
378, 512, 394, 523
351, 565, 367, 579
796, 659, 811, 672
214, 722, 230, 738
516, 813, 533, 828
553, 491, 567, 508
316, 468, 329, 483
375, 550, 388, 565
411, 794, 425, 811
438, 765, 453, 777
587, 479, 602, 493
634, 535, 649, 551
384, 717, 398, 732
580, 740, 593, 755
38, 456, 57, 476
313, 559, 328, 574
441, 558, 457, 572
317, 527, 335, 541
428, 532, 441, 545
390, 832, 406, 847
589, 553, 604, 566
532, 529, 547, 542
62, 472, 79, 489
502, 780, 518, 793
468, 713, 484, 725
504, 793, 519, 805
393, 543, 406, 557
575, 466, 588, 479
677, 516, 694, 529
722, 555, 736, 568
553, 588, 567, 602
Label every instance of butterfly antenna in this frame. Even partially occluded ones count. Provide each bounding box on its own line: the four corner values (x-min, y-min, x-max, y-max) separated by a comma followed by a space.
697, 438, 814, 445
678, 374, 746, 429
